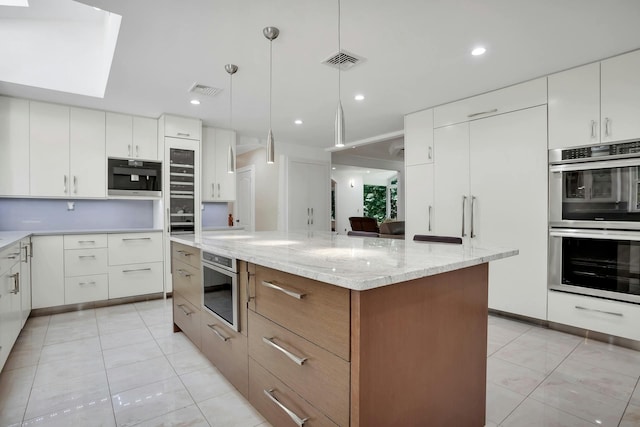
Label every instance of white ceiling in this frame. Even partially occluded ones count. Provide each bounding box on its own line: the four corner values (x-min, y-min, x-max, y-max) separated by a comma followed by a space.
1, 0, 640, 150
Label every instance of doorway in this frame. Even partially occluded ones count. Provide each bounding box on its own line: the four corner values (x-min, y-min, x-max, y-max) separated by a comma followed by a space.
235, 165, 255, 231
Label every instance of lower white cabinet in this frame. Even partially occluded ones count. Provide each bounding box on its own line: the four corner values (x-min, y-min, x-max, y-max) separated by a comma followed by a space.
64, 248, 108, 277
0, 243, 23, 370
31, 235, 65, 309
19, 238, 31, 327
65, 275, 109, 304
108, 262, 163, 299
548, 291, 640, 341
108, 232, 163, 265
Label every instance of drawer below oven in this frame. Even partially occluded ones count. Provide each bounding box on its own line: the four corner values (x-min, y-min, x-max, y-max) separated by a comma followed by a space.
548, 290, 640, 341
173, 293, 201, 349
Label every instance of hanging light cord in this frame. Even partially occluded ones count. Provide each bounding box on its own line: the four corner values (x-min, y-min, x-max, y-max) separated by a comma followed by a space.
229, 72, 233, 128
338, 0, 341, 102
269, 39, 273, 129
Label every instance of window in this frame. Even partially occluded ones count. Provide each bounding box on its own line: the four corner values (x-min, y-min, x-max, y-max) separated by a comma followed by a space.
363, 185, 387, 223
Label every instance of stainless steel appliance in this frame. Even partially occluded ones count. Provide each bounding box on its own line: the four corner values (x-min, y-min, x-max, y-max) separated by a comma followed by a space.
549, 228, 640, 304
549, 141, 640, 230
108, 158, 162, 197
202, 251, 239, 331
549, 141, 640, 304
168, 149, 195, 234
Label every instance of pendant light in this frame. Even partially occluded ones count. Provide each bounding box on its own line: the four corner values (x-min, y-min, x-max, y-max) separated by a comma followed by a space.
334, 0, 345, 147
263, 26, 279, 164
225, 63, 238, 174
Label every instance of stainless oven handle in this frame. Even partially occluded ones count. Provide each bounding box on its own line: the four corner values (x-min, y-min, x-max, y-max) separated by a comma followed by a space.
207, 324, 230, 341
261, 281, 306, 299
262, 337, 308, 366
575, 305, 623, 317
550, 157, 640, 172
263, 389, 309, 427
550, 229, 640, 241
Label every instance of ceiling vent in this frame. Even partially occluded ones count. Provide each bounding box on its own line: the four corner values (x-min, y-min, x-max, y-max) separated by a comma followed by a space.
322, 50, 365, 71
189, 83, 223, 97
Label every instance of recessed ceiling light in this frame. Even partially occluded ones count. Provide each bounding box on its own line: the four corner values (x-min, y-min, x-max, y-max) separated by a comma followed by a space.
294, 119, 303, 125
471, 47, 486, 56
0, 0, 29, 6
93, 6, 101, 11
332, 167, 336, 170
354, 94, 365, 101
366, 170, 370, 174
190, 99, 200, 105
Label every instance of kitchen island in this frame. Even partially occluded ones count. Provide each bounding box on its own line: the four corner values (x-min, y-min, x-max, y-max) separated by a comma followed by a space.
170, 231, 517, 426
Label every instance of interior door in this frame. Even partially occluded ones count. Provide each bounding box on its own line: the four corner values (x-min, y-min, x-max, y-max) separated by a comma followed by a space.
235, 167, 255, 231
433, 122, 470, 238
469, 105, 548, 319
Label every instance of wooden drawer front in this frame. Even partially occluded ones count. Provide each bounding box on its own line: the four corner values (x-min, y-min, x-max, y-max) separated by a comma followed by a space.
172, 242, 201, 270
63, 234, 107, 249
65, 248, 108, 277
108, 262, 163, 299
248, 311, 349, 426
433, 77, 547, 128
201, 309, 248, 397
0, 243, 21, 276
174, 293, 201, 348
548, 291, 640, 341
172, 259, 201, 308
108, 232, 163, 265
249, 358, 339, 427
64, 274, 108, 304
255, 266, 350, 361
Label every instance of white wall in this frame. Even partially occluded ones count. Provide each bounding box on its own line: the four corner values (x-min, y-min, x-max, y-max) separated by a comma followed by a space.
331, 170, 364, 235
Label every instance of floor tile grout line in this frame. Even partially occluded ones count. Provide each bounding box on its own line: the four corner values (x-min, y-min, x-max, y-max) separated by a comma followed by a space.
617, 377, 640, 427
17, 315, 50, 426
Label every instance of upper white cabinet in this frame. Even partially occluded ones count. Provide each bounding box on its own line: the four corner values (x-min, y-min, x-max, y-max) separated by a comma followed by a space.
549, 50, 640, 149
106, 112, 158, 160
29, 102, 70, 197
433, 78, 547, 128
404, 109, 434, 166
30, 102, 106, 198
162, 115, 201, 141
202, 127, 236, 201
286, 159, 330, 231
548, 63, 600, 149
601, 49, 640, 143
0, 96, 30, 197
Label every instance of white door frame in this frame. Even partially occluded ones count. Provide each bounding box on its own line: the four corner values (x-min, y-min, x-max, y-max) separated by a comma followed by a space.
235, 165, 255, 231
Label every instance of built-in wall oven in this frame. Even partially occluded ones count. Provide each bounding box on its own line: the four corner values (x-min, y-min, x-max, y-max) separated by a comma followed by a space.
202, 251, 239, 331
549, 141, 640, 304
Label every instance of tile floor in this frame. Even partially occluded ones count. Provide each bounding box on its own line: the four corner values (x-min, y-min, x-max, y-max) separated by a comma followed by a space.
0, 299, 638, 426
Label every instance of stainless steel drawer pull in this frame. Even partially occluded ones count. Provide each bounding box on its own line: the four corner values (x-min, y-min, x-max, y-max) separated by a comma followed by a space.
207, 324, 229, 342
177, 132, 191, 137
78, 255, 96, 259
77, 240, 96, 244
263, 337, 307, 366
575, 305, 623, 317
263, 389, 308, 427
177, 269, 192, 277
122, 237, 152, 241
78, 281, 97, 286
122, 268, 152, 273
177, 304, 192, 316
261, 281, 306, 300
467, 108, 498, 118
6, 252, 20, 260
176, 250, 192, 257
10, 272, 19, 294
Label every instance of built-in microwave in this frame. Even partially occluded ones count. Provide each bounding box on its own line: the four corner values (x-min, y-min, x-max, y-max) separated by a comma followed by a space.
108, 158, 162, 197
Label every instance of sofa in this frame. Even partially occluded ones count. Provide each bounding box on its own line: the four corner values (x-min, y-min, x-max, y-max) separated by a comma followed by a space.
347, 217, 405, 239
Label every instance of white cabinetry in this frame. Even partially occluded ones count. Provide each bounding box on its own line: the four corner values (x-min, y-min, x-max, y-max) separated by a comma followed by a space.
106, 112, 158, 160
19, 238, 31, 327
549, 50, 640, 148
202, 127, 237, 201
162, 115, 201, 141
404, 109, 433, 165
29, 102, 106, 198
31, 235, 64, 309
107, 232, 163, 299
286, 159, 330, 231
0, 243, 22, 371
405, 164, 434, 239
0, 96, 30, 196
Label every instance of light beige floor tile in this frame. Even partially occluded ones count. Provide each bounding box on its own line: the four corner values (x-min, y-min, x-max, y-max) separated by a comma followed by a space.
166, 348, 211, 375
23, 315, 50, 330
139, 309, 174, 327
180, 366, 235, 403
155, 332, 198, 356
631, 381, 640, 406
493, 340, 567, 375
552, 357, 637, 401
198, 390, 264, 427
25, 370, 110, 420
99, 327, 154, 351
21, 396, 115, 427
134, 404, 210, 427
111, 377, 194, 427
44, 321, 99, 345
103, 339, 163, 370
620, 403, 640, 427
510, 328, 582, 357
33, 352, 106, 387
3, 345, 42, 370
531, 373, 627, 426
485, 382, 527, 425
569, 340, 640, 378
39, 336, 102, 364
148, 323, 176, 340
502, 397, 598, 426
48, 309, 96, 326
133, 299, 171, 312
486, 357, 547, 396
107, 356, 177, 394
95, 304, 139, 318
97, 316, 147, 336
0, 365, 37, 426
13, 327, 47, 351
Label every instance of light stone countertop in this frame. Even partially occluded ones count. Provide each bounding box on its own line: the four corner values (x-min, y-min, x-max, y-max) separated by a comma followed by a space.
171, 230, 518, 291
0, 229, 162, 252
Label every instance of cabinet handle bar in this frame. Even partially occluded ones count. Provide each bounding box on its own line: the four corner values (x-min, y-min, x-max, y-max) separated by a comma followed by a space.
207, 324, 230, 341
263, 389, 308, 427
263, 337, 307, 366
261, 281, 306, 300
467, 108, 498, 118
575, 305, 623, 317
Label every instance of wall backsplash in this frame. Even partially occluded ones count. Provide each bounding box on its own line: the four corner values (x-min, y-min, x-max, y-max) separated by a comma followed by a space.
201, 202, 229, 228
0, 198, 154, 231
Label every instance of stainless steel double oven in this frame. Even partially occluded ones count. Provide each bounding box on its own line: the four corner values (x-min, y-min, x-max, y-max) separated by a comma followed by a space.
549, 141, 640, 304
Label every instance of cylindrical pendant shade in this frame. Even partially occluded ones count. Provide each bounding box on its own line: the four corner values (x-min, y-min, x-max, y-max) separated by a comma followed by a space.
335, 100, 345, 147
227, 144, 235, 173
266, 129, 275, 164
